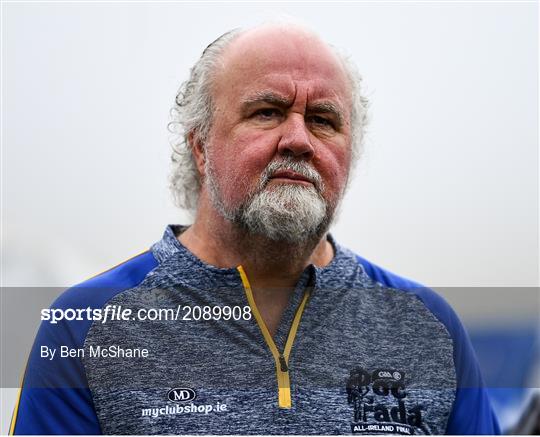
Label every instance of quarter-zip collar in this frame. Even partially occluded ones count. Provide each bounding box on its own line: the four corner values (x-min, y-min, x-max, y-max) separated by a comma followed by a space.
149, 225, 366, 409
151, 224, 363, 291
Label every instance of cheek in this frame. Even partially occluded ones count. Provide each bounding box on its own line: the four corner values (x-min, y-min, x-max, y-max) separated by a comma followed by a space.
314, 143, 351, 199
209, 129, 280, 203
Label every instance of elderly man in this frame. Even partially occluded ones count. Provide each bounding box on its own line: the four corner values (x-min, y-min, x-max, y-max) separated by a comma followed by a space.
11, 25, 499, 435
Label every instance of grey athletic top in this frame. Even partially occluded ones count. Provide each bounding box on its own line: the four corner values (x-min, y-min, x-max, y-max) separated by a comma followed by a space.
12, 225, 500, 435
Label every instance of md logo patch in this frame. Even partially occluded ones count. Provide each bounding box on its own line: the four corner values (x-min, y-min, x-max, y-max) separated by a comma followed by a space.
167, 388, 197, 403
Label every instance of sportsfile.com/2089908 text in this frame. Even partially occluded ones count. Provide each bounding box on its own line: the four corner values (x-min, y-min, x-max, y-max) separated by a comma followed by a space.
40, 304, 252, 324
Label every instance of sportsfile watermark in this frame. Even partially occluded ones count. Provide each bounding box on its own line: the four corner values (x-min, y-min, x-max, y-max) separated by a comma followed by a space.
40, 304, 252, 324
1, 286, 539, 389
141, 402, 228, 418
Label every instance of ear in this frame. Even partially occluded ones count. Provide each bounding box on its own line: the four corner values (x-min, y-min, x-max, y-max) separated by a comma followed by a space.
188, 130, 207, 179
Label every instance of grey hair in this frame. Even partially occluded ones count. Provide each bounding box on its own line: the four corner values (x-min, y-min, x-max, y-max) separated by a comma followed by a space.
168, 26, 369, 212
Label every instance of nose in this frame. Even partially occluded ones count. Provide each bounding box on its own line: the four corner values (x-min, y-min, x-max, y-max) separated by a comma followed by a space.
277, 113, 315, 159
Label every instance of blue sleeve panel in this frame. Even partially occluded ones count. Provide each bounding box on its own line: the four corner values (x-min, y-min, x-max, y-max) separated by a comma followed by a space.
11, 251, 159, 435
356, 254, 501, 435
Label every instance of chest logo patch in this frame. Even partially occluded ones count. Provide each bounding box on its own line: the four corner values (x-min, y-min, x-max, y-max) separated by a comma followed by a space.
167, 387, 197, 402
346, 367, 427, 435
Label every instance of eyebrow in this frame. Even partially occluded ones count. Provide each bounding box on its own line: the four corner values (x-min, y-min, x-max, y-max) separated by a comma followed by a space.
240, 91, 345, 126
241, 91, 292, 109
307, 101, 344, 126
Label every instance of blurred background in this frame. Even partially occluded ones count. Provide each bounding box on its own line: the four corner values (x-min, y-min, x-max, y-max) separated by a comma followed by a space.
1, 1, 538, 434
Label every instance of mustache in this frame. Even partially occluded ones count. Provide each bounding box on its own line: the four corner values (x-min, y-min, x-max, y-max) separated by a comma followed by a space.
259, 158, 325, 192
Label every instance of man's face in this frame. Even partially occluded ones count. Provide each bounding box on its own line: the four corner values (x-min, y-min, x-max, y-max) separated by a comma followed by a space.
203, 27, 353, 242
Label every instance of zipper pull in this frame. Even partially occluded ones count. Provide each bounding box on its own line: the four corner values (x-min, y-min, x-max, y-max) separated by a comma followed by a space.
279, 354, 288, 372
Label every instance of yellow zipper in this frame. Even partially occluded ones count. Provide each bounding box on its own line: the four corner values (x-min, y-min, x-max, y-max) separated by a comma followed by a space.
237, 265, 311, 409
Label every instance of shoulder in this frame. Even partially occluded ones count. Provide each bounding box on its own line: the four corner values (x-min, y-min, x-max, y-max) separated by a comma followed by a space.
34, 250, 160, 355
354, 253, 462, 342
52, 250, 159, 312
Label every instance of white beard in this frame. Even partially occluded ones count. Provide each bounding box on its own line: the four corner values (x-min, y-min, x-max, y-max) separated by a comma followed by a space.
206, 156, 333, 243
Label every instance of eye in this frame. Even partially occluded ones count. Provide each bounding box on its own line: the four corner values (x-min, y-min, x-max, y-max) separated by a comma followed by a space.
308, 115, 335, 129
253, 108, 282, 120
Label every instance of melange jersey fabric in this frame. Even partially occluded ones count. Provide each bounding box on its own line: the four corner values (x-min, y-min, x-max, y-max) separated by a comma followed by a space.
11, 225, 500, 435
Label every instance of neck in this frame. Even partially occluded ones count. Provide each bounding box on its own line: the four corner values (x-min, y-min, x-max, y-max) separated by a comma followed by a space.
178, 191, 334, 289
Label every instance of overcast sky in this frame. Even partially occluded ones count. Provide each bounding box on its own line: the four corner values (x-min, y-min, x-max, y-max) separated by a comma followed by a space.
2, 1, 538, 289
